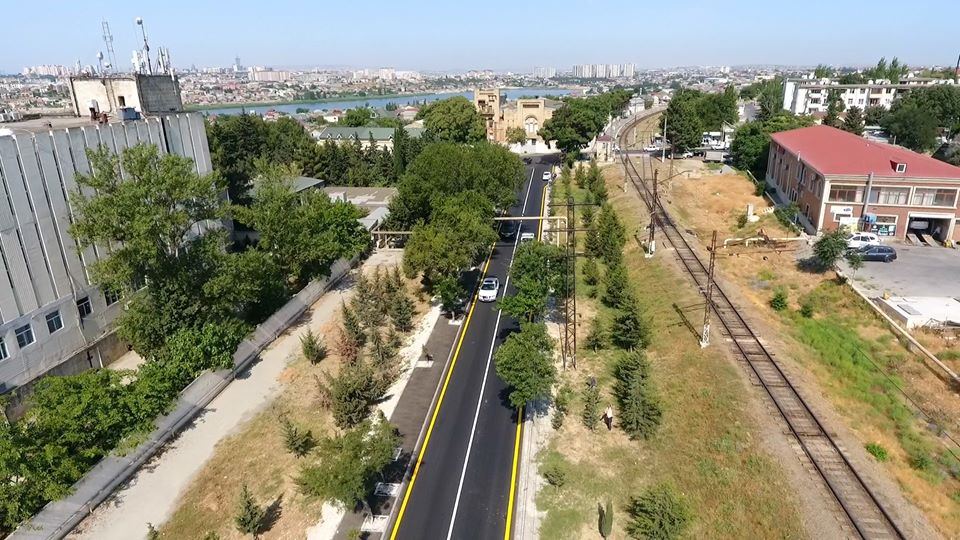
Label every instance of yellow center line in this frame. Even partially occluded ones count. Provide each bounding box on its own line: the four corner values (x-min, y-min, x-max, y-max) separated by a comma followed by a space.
503, 408, 524, 540
389, 246, 496, 539
537, 183, 547, 240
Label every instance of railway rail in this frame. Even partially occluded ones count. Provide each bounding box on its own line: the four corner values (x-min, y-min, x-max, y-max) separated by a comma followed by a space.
617, 135, 904, 539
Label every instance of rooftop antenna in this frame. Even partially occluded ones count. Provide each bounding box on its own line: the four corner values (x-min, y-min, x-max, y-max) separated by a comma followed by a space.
101, 20, 117, 74
96, 51, 105, 75
135, 17, 152, 75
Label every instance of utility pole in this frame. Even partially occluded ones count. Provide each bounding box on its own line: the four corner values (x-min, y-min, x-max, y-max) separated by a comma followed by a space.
646, 168, 659, 257
700, 230, 718, 348
563, 196, 578, 369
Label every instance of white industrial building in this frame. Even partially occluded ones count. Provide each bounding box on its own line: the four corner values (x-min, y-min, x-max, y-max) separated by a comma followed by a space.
781, 75, 957, 115
0, 113, 211, 411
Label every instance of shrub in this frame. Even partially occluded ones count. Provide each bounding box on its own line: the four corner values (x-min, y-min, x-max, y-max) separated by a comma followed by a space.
865, 442, 888, 462
541, 461, 567, 487
811, 230, 848, 271
626, 484, 691, 540
300, 329, 327, 365
234, 484, 265, 536
612, 299, 652, 350
146, 523, 160, 540
582, 379, 602, 430
316, 360, 390, 429
773, 202, 800, 231
736, 213, 748, 229
584, 316, 607, 351
599, 500, 614, 539
769, 289, 788, 311
281, 417, 316, 458
799, 302, 814, 318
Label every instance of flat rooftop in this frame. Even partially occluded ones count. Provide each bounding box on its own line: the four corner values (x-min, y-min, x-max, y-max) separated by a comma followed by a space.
322, 186, 397, 210
0, 116, 103, 134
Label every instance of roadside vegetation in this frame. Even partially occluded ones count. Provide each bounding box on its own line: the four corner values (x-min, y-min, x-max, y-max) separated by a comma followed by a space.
535, 163, 804, 538
660, 155, 960, 536
539, 90, 631, 162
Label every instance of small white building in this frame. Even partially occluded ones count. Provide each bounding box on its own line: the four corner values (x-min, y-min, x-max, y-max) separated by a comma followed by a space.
782, 75, 957, 115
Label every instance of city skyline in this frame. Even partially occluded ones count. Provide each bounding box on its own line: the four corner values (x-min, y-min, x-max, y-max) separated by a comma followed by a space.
1, 0, 957, 74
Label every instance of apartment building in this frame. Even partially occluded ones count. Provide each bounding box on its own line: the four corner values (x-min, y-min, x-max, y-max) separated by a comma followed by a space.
0, 113, 212, 403
766, 125, 960, 242
782, 76, 957, 115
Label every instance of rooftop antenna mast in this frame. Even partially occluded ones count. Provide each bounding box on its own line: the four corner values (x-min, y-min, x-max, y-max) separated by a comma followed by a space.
101, 20, 117, 74
135, 17, 152, 74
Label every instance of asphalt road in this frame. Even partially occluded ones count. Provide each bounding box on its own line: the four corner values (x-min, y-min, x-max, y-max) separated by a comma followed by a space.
391, 157, 553, 540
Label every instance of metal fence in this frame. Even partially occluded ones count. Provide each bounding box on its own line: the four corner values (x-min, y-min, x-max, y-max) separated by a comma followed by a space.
10, 257, 354, 540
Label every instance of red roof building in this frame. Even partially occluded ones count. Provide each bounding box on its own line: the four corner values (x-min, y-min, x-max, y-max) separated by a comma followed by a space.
766, 125, 960, 242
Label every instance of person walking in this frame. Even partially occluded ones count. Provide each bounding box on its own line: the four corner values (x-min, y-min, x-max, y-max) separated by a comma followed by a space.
604, 406, 614, 431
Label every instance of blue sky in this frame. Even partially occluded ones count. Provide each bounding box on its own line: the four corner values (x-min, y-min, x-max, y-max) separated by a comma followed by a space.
2, 0, 956, 73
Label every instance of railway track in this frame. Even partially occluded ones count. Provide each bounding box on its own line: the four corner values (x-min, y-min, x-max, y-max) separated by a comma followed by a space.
617, 138, 904, 539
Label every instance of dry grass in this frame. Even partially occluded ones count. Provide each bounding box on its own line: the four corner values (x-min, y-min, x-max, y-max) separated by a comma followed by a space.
158, 263, 425, 539
537, 172, 805, 539
663, 165, 960, 537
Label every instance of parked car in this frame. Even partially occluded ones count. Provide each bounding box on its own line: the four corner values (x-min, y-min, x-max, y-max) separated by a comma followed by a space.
499, 221, 517, 240
846, 232, 881, 249
643, 145, 660, 152
856, 244, 897, 262
542, 170, 552, 181
478, 277, 500, 302
520, 232, 535, 243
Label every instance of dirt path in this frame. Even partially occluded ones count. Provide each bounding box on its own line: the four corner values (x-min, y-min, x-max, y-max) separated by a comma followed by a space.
68, 252, 402, 540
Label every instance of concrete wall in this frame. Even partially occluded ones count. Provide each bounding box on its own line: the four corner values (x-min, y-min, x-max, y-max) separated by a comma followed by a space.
70, 75, 183, 117
0, 113, 211, 394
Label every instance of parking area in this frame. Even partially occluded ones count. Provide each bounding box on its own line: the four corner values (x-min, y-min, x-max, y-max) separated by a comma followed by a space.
843, 241, 960, 297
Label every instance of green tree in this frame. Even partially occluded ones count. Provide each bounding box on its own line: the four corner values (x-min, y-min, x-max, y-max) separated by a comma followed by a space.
661, 91, 703, 152
881, 100, 939, 152
612, 298, 652, 351
574, 165, 587, 188
813, 64, 833, 78
596, 204, 626, 266
506, 126, 527, 145
729, 113, 815, 176
581, 380, 601, 430
846, 250, 864, 276
614, 351, 662, 439
811, 230, 849, 270
421, 96, 486, 143
863, 105, 887, 126
234, 484, 265, 537
494, 323, 557, 408
317, 359, 388, 429
300, 329, 327, 365
584, 316, 607, 351
599, 500, 614, 539
769, 289, 788, 311
582, 257, 601, 286
340, 107, 374, 127
296, 416, 399, 508
603, 263, 631, 308
499, 242, 565, 322
842, 106, 865, 135
824, 90, 845, 128
626, 484, 692, 540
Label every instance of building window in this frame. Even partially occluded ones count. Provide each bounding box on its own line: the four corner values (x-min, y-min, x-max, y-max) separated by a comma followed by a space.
524, 117, 538, 135
869, 187, 909, 205
0, 338, 6, 360
15, 324, 34, 348
828, 185, 863, 203
912, 188, 957, 207
77, 296, 92, 318
872, 215, 898, 237
46, 310, 63, 334
104, 288, 121, 306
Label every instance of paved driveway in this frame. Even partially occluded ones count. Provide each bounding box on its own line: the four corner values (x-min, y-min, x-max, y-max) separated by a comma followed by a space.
843, 241, 960, 297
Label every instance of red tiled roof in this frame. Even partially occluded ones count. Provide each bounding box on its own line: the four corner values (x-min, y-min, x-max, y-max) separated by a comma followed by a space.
770, 125, 960, 179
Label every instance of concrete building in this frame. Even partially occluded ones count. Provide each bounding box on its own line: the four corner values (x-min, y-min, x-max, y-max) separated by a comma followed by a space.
311, 126, 424, 150
249, 68, 292, 83
766, 125, 960, 242
0, 113, 212, 407
69, 74, 183, 118
782, 75, 957, 115
533, 66, 556, 79
572, 63, 635, 79
474, 88, 562, 151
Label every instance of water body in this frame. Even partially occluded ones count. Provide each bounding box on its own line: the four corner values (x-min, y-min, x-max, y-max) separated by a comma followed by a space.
201, 87, 576, 116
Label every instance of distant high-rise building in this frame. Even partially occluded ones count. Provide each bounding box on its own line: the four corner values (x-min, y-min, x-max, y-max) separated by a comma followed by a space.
533, 66, 556, 79
21, 65, 70, 78
233, 55, 244, 74
249, 68, 292, 82
572, 63, 635, 79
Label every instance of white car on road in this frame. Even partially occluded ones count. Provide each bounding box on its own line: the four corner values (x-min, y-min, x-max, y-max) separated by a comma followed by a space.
846, 232, 881, 249
643, 145, 660, 152
542, 171, 552, 181
478, 277, 499, 302
520, 232, 535, 243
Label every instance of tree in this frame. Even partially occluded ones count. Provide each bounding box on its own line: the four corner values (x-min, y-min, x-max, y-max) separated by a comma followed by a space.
582, 257, 601, 286
842, 106, 865, 136
340, 107, 374, 127
538, 92, 629, 158
494, 323, 557, 408
281, 417, 316, 457
574, 165, 587, 188
823, 90, 845, 128
596, 204, 626, 266
845, 250, 864, 276
599, 500, 614, 539
587, 159, 608, 201
863, 105, 887, 126
603, 263, 631, 308
581, 380, 601, 430
813, 64, 833, 78
234, 484, 266, 537
300, 329, 327, 365
499, 242, 565, 322
296, 417, 399, 508
811, 230, 849, 270
389, 289, 415, 333
584, 316, 607, 351
341, 303, 367, 349
661, 91, 704, 152
506, 126, 527, 145
626, 484, 691, 540
769, 289, 788, 311
881, 100, 939, 152
612, 298, 652, 351
614, 351, 662, 439
729, 113, 815, 176
317, 360, 388, 429
235, 164, 369, 286
421, 96, 486, 143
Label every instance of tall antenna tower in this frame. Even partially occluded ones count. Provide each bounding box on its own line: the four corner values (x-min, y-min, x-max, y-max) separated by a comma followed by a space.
101, 20, 117, 73
135, 17, 152, 75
